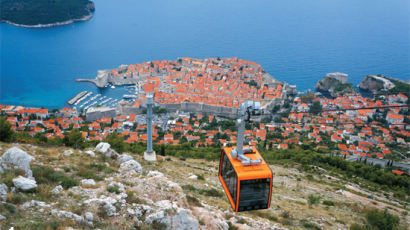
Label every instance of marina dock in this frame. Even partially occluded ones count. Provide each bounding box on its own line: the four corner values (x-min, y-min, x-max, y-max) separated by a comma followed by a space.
68, 91, 87, 105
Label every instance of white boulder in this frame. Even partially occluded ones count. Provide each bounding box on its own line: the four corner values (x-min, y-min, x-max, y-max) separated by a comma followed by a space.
118, 154, 133, 163
188, 175, 198, 180
63, 150, 73, 156
95, 142, 118, 158
85, 150, 95, 157
147, 170, 164, 178
103, 202, 117, 217
13, 176, 37, 191
173, 208, 199, 230
0, 147, 34, 178
119, 160, 142, 175
51, 209, 85, 223
81, 179, 96, 187
0, 183, 8, 201
85, 212, 93, 222
51, 185, 63, 194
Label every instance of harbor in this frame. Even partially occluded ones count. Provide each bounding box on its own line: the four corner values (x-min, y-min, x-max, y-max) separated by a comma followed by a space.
67, 83, 138, 113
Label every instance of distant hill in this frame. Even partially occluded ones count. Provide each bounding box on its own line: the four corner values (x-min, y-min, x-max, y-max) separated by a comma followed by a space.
0, 0, 95, 27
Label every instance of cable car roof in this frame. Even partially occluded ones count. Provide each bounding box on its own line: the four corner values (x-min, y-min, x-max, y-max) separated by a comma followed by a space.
222, 146, 272, 180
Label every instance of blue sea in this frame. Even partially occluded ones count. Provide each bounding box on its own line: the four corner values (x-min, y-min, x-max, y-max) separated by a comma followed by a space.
1, 0, 409, 108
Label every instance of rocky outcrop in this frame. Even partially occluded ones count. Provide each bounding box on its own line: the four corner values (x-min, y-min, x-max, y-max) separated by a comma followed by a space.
95, 142, 118, 158
0, 147, 34, 178
359, 75, 395, 93
315, 72, 352, 97
119, 160, 142, 175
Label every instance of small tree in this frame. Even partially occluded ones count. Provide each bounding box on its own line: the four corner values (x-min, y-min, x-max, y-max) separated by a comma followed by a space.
105, 132, 125, 153
309, 101, 322, 115
68, 128, 83, 149
366, 208, 399, 230
0, 117, 13, 142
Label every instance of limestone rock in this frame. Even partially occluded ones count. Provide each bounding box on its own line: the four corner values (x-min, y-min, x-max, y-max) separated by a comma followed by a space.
103, 202, 117, 217
315, 72, 352, 97
81, 179, 96, 187
13, 176, 37, 191
108, 181, 125, 192
51, 185, 63, 194
95, 142, 118, 158
63, 150, 73, 156
85, 150, 95, 157
119, 160, 142, 175
0, 183, 8, 201
21, 200, 51, 209
85, 212, 93, 222
147, 170, 164, 178
359, 75, 396, 93
188, 174, 198, 180
118, 154, 133, 163
95, 142, 110, 153
0, 147, 34, 178
172, 208, 199, 230
51, 209, 85, 223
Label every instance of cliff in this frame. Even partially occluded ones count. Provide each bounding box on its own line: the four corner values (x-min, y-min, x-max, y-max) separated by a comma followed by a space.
359, 75, 395, 94
0, 0, 95, 27
315, 72, 353, 97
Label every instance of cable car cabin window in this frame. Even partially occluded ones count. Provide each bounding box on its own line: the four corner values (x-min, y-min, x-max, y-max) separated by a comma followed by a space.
221, 153, 237, 204
238, 178, 270, 211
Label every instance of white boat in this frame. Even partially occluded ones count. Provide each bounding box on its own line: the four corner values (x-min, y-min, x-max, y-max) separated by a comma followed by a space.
111, 85, 116, 89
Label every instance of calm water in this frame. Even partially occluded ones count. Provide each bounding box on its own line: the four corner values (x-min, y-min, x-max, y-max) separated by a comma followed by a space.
1, 0, 409, 108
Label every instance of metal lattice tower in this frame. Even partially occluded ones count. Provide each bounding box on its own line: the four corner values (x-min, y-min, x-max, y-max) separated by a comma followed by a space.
144, 93, 156, 161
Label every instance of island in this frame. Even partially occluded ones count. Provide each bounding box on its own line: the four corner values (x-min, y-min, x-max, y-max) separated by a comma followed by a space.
0, 0, 95, 27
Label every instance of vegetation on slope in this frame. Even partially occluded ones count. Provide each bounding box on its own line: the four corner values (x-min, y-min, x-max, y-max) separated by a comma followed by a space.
0, 0, 95, 26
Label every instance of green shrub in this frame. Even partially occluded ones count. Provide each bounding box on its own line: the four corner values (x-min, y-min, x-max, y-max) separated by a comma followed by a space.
0, 169, 23, 187
32, 165, 78, 189
197, 174, 205, 180
0, 117, 14, 142
308, 194, 321, 207
237, 218, 247, 224
126, 191, 141, 204
301, 219, 321, 230
366, 208, 399, 230
182, 184, 197, 192
322, 200, 335, 206
199, 188, 223, 197
7, 192, 28, 204
186, 195, 203, 207
107, 186, 120, 194
75, 167, 103, 181
228, 222, 238, 230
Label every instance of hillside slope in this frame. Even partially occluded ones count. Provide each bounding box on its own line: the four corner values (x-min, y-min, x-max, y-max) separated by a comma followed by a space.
0, 142, 408, 229
0, 0, 95, 27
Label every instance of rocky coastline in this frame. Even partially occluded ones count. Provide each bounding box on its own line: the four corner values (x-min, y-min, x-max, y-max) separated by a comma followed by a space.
1, 13, 93, 28
1, 1, 95, 28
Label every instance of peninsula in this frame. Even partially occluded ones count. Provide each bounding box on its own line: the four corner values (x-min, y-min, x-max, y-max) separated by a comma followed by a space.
76, 57, 297, 117
0, 0, 95, 28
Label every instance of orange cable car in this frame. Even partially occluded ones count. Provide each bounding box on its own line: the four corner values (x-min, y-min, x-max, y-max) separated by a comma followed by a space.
219, 145, 273, 212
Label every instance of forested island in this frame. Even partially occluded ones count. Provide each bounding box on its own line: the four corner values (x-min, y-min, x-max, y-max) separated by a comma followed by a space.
0, 0, 95, 27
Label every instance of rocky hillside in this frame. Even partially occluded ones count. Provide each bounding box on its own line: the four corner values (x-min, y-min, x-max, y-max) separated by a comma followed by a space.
359, 75, 395, 94
0, 142, 408, 229
315, 73, 353, 97
0, 0, 95, 27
